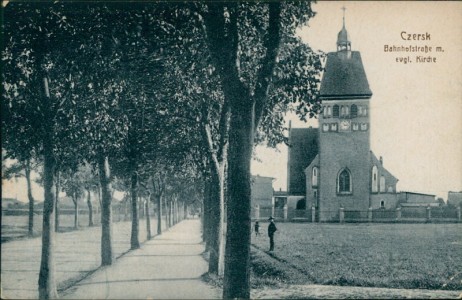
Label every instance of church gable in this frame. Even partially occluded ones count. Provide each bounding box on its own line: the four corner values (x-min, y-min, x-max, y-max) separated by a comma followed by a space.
370, 151, 398, 193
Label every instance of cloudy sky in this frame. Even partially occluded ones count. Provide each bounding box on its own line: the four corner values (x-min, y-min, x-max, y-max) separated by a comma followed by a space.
252, 1, 462, 200
3, 1, 461, 202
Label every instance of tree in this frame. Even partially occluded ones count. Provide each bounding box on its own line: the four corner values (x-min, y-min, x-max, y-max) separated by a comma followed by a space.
197, 2, 322, 297
2, 157, 40, 237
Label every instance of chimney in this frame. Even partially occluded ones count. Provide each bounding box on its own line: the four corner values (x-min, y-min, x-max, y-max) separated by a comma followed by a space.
379, 156, 383, 165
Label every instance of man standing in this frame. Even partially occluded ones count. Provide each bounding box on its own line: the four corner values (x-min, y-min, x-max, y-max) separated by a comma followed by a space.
254, 221, 260, 236
267, 217, 277, 251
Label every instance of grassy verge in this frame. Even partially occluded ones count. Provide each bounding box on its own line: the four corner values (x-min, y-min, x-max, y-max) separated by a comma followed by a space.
251, 222, 462, 290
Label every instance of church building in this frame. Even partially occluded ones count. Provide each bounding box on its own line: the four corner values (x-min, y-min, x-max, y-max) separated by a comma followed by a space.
287, 18, 399, 221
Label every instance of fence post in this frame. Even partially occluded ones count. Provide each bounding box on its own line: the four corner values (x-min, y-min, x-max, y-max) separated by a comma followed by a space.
255, 205, 260, 220
396, 206, 401, 222
339, 207, 344, 223
311, 206, 316, 223
457, 206, 461, 221
283, 204, 288, 221
368, 207, 372, 222
426, 205, 431, 222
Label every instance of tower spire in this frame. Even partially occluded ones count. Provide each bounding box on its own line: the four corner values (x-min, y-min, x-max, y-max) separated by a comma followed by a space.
337, 6, 351, 52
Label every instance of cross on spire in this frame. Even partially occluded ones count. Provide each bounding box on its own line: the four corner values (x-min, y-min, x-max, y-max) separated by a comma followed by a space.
341, 6, 346, 27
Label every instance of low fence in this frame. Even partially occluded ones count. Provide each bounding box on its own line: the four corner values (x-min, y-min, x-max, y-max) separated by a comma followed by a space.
251, 205, 461, 223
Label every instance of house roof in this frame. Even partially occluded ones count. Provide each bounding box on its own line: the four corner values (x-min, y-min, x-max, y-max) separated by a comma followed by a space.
287, 127, 319, 195
320, 51, 372, 100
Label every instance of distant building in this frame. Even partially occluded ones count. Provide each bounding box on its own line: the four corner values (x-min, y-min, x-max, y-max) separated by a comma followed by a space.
250, 175, 274, 208
1, 197, 25, 209
398, 192, 438, 207
273, 189, 288, 209
447, 191, 462, 207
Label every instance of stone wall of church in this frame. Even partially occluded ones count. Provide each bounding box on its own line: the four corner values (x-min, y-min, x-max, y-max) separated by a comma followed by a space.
318, 122, 371, 221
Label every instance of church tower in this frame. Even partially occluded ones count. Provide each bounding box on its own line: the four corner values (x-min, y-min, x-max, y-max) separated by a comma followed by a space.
317, 12, 372, 221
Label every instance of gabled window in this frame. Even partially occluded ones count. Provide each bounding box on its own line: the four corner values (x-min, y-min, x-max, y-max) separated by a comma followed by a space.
333, 105, 339, 117
351, 105, 358, 118
372, 166, 378, 193
337, 168, 352, 194
380, 176, 386, 192
312, 167, 318, 187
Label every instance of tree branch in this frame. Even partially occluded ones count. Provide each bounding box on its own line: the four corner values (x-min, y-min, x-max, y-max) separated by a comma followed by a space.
253, 2, 282, 129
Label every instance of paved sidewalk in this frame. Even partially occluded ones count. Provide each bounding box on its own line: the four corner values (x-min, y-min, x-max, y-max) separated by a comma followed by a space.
61, 219, 221, 299
1, 218, 156, 299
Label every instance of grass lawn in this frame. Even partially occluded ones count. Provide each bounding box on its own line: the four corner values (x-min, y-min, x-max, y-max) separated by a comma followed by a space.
251, 222, 462, 290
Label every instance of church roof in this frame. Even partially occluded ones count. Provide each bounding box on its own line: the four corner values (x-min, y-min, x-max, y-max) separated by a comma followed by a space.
320, 51, 372, 100
370, 151, 398, 183
287, 127, 319, 195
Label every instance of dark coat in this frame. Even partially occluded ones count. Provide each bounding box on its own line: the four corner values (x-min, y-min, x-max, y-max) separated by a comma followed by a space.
268, 222, 277, 237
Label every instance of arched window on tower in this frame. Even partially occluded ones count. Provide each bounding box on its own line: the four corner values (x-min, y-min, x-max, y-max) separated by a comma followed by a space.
351, 104, 358, 118
345, 106, 349, 117
312, 167, 318, 187
380, 176, 386, 192
333, 105, 339, 117
372, 166, 378, 193
327, 106, 332, 117
337, 168, 352, 194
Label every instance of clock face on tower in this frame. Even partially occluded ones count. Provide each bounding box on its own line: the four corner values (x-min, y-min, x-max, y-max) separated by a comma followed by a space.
340, 120, 351, 131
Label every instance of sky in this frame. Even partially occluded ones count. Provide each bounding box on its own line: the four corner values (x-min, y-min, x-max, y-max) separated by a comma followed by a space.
251, 1, 462, 200
2, 1, 461, 202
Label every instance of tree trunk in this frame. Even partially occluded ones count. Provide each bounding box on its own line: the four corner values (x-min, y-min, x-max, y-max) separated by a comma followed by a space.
25, 160, 35, 237
130, 172, 140, 249
98, 154, 114, 266
156, 194, 162, 234
146, 196, 152, 240
38, 76, 58, 299
223, 103, 254, 299
203, 179, 211, 248
54, 170, 60, 232
87, 187, 94, 227
175, 200, 178, 224
183, 201, 188, 220
73, 193, 79, 230
164, 197, 169, 230
208, 167, 222, 274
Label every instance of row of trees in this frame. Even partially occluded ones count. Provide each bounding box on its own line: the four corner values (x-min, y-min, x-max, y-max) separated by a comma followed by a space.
2, 2, 322, 299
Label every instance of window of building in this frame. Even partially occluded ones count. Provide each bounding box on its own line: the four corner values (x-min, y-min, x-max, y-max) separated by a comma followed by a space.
380, 200, 385, 208
372, 166, 378, 193
345, 106, 349, 117
314, 190, 318, 199
323, 106, 328, 118
331, 123, 338, 131
352, 123, 359, 131
322, 123, 329, 132
333, 105, 339, 117
363, 106, 368, 116
351, 104, 358, 118
380, 176, 386, 192
327, 106, 332, 117
338, 169, 352, 194
312, 167, 318, 187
